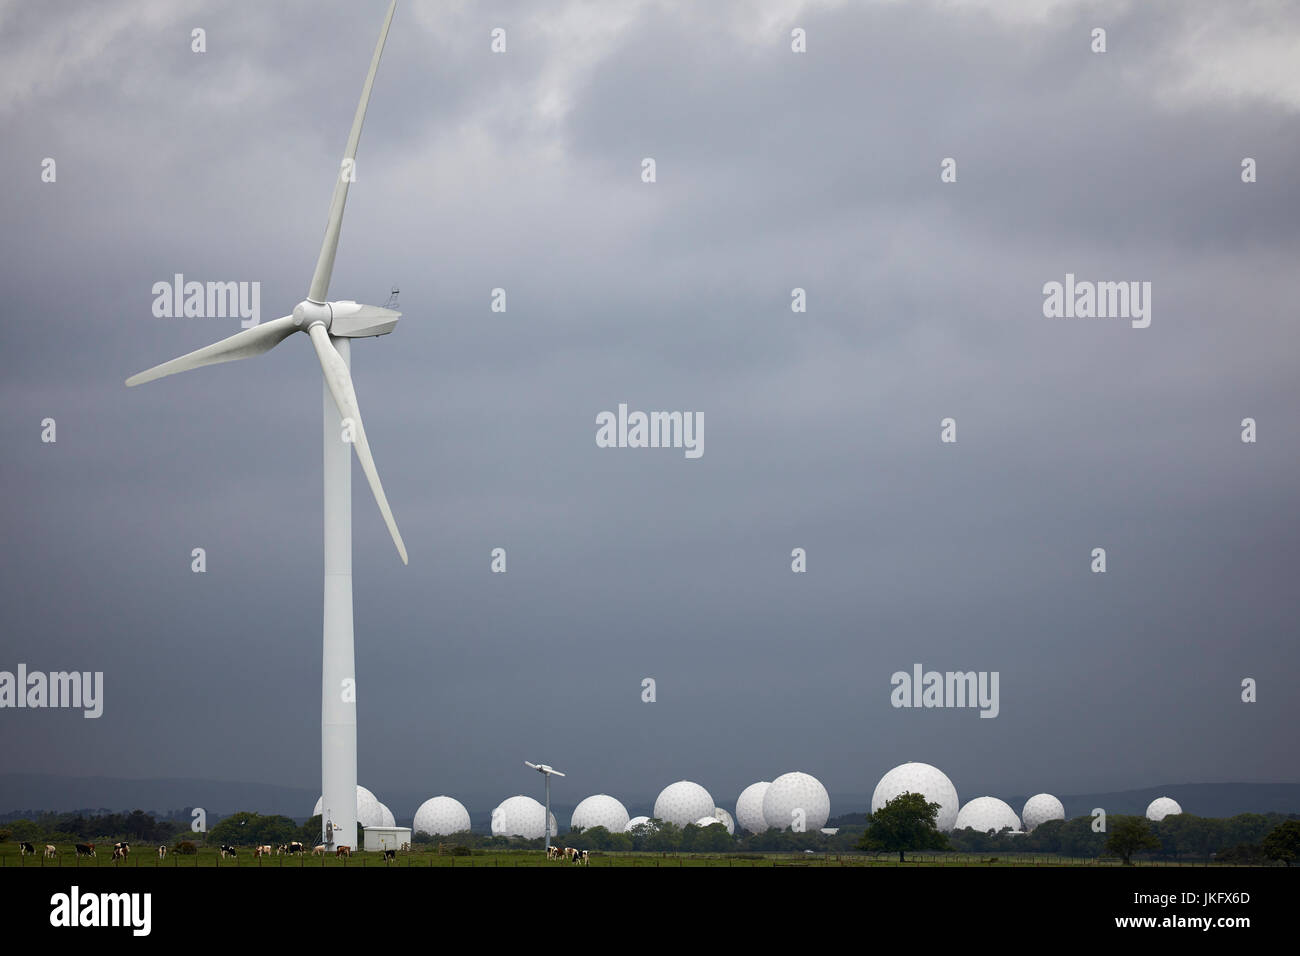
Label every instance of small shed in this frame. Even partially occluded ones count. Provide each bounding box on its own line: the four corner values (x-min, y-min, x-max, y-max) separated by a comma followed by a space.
363, 826, 412, 852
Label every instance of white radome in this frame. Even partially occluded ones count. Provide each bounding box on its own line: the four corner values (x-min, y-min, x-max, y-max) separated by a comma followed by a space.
378, 803, 395, 828
1021, 793, 1065, 832
763, 771, 831, 832
954, 797, 1022, 834
313, 784, 384, 827
625, 816, 652, 832
413, 796, 471, 836
356, 790, 385, 828
653, 781, 715, 828
695, 816, 724, 828
735, 782, 771, 834
492, 795, 557, 840
1146, 797, 1183, 821
571, 794, 630, 833
872, 762, 961, 831
712, 807, 735, 835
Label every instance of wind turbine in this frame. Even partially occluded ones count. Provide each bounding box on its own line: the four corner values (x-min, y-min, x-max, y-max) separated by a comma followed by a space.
525, 761, 565, 852
126, 1, 405, 851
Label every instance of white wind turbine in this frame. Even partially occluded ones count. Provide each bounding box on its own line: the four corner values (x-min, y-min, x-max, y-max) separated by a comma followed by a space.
126, 1, 405, 850
524, 761, 565, 852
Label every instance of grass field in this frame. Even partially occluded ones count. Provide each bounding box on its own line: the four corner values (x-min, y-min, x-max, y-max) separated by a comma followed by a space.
0, 844, 1263, 868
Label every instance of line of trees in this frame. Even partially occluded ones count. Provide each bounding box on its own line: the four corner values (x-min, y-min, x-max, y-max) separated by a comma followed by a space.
410, 806, 1300, 863
6, 804, 1298, 865
0, 810, 177, 844
208, 812, 314, 848
943, 810, 1296, 861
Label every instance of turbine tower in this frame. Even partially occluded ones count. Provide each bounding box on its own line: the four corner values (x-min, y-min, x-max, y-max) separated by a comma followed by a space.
125, 1, 405, 851
525, 761, 565, 852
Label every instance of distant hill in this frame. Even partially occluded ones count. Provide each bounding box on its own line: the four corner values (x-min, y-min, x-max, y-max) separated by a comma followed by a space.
1040, 782, 1300, 820
2, 775, 1297, 826
0, 773, 317, 821
828, 783, 1300, 824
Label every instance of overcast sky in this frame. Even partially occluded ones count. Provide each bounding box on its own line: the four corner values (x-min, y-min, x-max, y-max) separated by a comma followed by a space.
1, 0, 1297, 818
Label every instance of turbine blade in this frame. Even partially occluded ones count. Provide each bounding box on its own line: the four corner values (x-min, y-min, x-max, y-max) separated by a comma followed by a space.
125, 316, 298, 387
308, 323, 408, 565
306, 0, 398, 304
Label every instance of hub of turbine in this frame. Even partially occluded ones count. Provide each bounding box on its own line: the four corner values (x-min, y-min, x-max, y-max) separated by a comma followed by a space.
293, 299, 333, 330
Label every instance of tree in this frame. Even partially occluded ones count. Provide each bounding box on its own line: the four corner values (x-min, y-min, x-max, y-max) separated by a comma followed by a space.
1223, 812, 1272, 848
1152, 813, 1202, 860
604, 831, 634, 852
681, 822, 735, 853
1261, 820, 1300, 867
208, 811, 299, 847
643, 820, 683, 852
1215, 843, 1266, 865
857, 792, 950, 862
1105, 816, 1160, 865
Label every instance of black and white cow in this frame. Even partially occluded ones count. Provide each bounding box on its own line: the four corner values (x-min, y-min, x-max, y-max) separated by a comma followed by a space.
219, 844, 237, 859
18, 842, 35, 857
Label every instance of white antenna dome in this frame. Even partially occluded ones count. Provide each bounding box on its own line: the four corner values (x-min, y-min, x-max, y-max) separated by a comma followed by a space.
872, 762, 960, 831
653, 781, 714, 827
413, 796, 471, 836
571, 795, 630, 833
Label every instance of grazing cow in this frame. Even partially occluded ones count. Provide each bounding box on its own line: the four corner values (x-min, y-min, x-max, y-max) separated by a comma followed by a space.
576, 849, 589, 865
75, 843, 96, 858
312, 844, 326, 856
45, 845, 57, 859
382, 849, 396, 862
157, 845, 167, 859
400, 842, 410, 853
335, 845, 351, 858
111, 846, 123, 861
19, 841, 34, 857
219, 844, 237, 859
255, 845, 273, 858
287, 841, 304, 855
112, 842, 130, 858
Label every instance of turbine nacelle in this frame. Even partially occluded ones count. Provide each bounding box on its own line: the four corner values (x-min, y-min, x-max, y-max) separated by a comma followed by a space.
525, 761, 566, 777
293, 299, 401, 338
